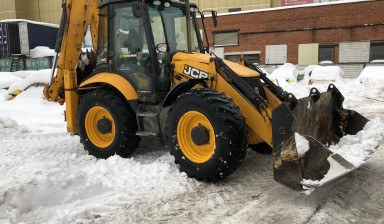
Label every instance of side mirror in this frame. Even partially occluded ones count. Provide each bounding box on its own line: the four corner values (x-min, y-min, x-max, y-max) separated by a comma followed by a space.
157, 43, 168, 53
132, 2, 142, 18
211, 11, 218, 27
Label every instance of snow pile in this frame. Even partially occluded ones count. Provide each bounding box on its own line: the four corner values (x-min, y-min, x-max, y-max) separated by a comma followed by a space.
295, 133, 309, 159
329, 118, 384, 167
30, 46, 56, 58
0, 88, 200, 223
357, 66, 384, 83
302, 118, 384, 190
0, 86, 65, 132
370, 60, 384, 63
1, 153, 196, 222
319, 60, 334, 65
8, 70, 51, 93
310, 66, 344, 82
0, 73, 23, 89
356, 66, 384, 101
0, 116, 30, 136
268, 63, 298, 86
303, 65, 321, 77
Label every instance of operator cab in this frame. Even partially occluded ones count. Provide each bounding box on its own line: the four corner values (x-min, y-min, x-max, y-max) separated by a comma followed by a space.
97, 0, 204, 103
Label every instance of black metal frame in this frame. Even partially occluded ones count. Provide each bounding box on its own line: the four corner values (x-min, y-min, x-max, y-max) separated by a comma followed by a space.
98, 0, 204, 103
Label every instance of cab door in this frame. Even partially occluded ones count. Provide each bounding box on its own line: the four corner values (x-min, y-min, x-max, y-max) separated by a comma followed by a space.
109, 2, 153, 93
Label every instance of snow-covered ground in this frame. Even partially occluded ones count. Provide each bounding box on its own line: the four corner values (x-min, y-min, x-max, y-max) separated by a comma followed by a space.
0, 68, 384, 223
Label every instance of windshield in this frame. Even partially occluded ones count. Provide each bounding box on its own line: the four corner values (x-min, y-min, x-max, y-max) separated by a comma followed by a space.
149, 5, 201, 53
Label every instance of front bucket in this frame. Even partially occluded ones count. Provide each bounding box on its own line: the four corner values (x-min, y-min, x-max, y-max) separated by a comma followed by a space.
272, 84, 370, 191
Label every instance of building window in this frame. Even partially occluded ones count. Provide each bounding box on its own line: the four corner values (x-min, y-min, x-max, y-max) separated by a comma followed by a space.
244, 54, 259, 64
214, 32, 238, 47
370, 45, 384, 61
229, 8, 241, 13
318, 47, 334, 63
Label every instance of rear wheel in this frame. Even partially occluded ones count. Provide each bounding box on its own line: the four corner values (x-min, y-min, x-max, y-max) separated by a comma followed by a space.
166, 89, 248, 181
77, 88, 140, 159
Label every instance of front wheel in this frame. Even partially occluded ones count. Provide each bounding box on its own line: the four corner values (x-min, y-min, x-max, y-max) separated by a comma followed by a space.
166, 89, 248, 182
77, 88, 140, 159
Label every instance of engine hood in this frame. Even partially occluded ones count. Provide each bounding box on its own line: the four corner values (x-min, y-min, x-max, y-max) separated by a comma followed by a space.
172, 52, 260, 78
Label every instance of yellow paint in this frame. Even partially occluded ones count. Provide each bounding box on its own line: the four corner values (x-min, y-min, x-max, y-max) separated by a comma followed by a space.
171, 52, 274, 146
79, 73, 138, 100
177, 111, 215, 163
264, 86, 282, 110
7, 90, 21, 100
44, 0, 100, 104
172, 52, 259, 79
134, 73, 150, 89
85, 106, 116, 148
214, 71, 273, 146
64, 70, 79, 133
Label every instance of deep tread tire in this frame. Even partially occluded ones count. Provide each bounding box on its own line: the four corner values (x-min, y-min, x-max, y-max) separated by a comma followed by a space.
77, 88, 140, 159
166, 88, 248, 182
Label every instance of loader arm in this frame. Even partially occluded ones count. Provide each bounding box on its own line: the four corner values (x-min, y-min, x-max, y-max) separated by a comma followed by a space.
44, 0, 100, 132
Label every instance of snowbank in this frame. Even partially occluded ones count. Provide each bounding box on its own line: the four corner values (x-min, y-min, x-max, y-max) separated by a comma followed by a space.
30, 46, 56, 58
8, 70, 51, 93
357, 66, 384, 83
319, 60, 334, 65
0, 73, 23, 89
310, 66, 344, 82
0, 116, 30, 136
329, 118, 384, 167
302, 118, 384, 190
300, 65, 321, 84
357, 66, 384, 100
268, 63, 298, 86
0, 90, 198, 222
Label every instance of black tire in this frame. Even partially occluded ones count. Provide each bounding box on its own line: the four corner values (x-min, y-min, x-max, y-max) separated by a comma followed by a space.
77, 88, 140, 159
166, 89, 248, 182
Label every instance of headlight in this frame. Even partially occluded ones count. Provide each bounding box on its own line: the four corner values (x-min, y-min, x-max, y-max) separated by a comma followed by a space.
153, 0, 161, 6
164, 1, 171, 7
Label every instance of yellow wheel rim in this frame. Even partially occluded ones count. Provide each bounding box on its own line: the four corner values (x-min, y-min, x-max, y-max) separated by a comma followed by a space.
85, 106, 116, 148
177, 111, 215, 163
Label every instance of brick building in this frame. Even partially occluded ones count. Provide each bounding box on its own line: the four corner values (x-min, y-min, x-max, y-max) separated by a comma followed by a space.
200, 0, 384, 78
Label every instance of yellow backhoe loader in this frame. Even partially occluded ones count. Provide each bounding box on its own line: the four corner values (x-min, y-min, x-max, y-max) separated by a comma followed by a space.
44, 0, 371, 191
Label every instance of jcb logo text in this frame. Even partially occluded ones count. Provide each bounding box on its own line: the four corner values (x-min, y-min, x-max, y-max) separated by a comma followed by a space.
183, 65, 209, 79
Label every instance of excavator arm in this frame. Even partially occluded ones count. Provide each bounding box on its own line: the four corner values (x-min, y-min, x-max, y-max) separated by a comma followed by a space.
44, 0, 100, 132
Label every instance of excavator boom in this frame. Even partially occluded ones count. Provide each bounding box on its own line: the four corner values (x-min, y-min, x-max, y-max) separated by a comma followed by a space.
44, 0, 99, 132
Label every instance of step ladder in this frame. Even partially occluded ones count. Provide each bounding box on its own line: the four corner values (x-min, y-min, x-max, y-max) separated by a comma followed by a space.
136, 104, 162, 137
